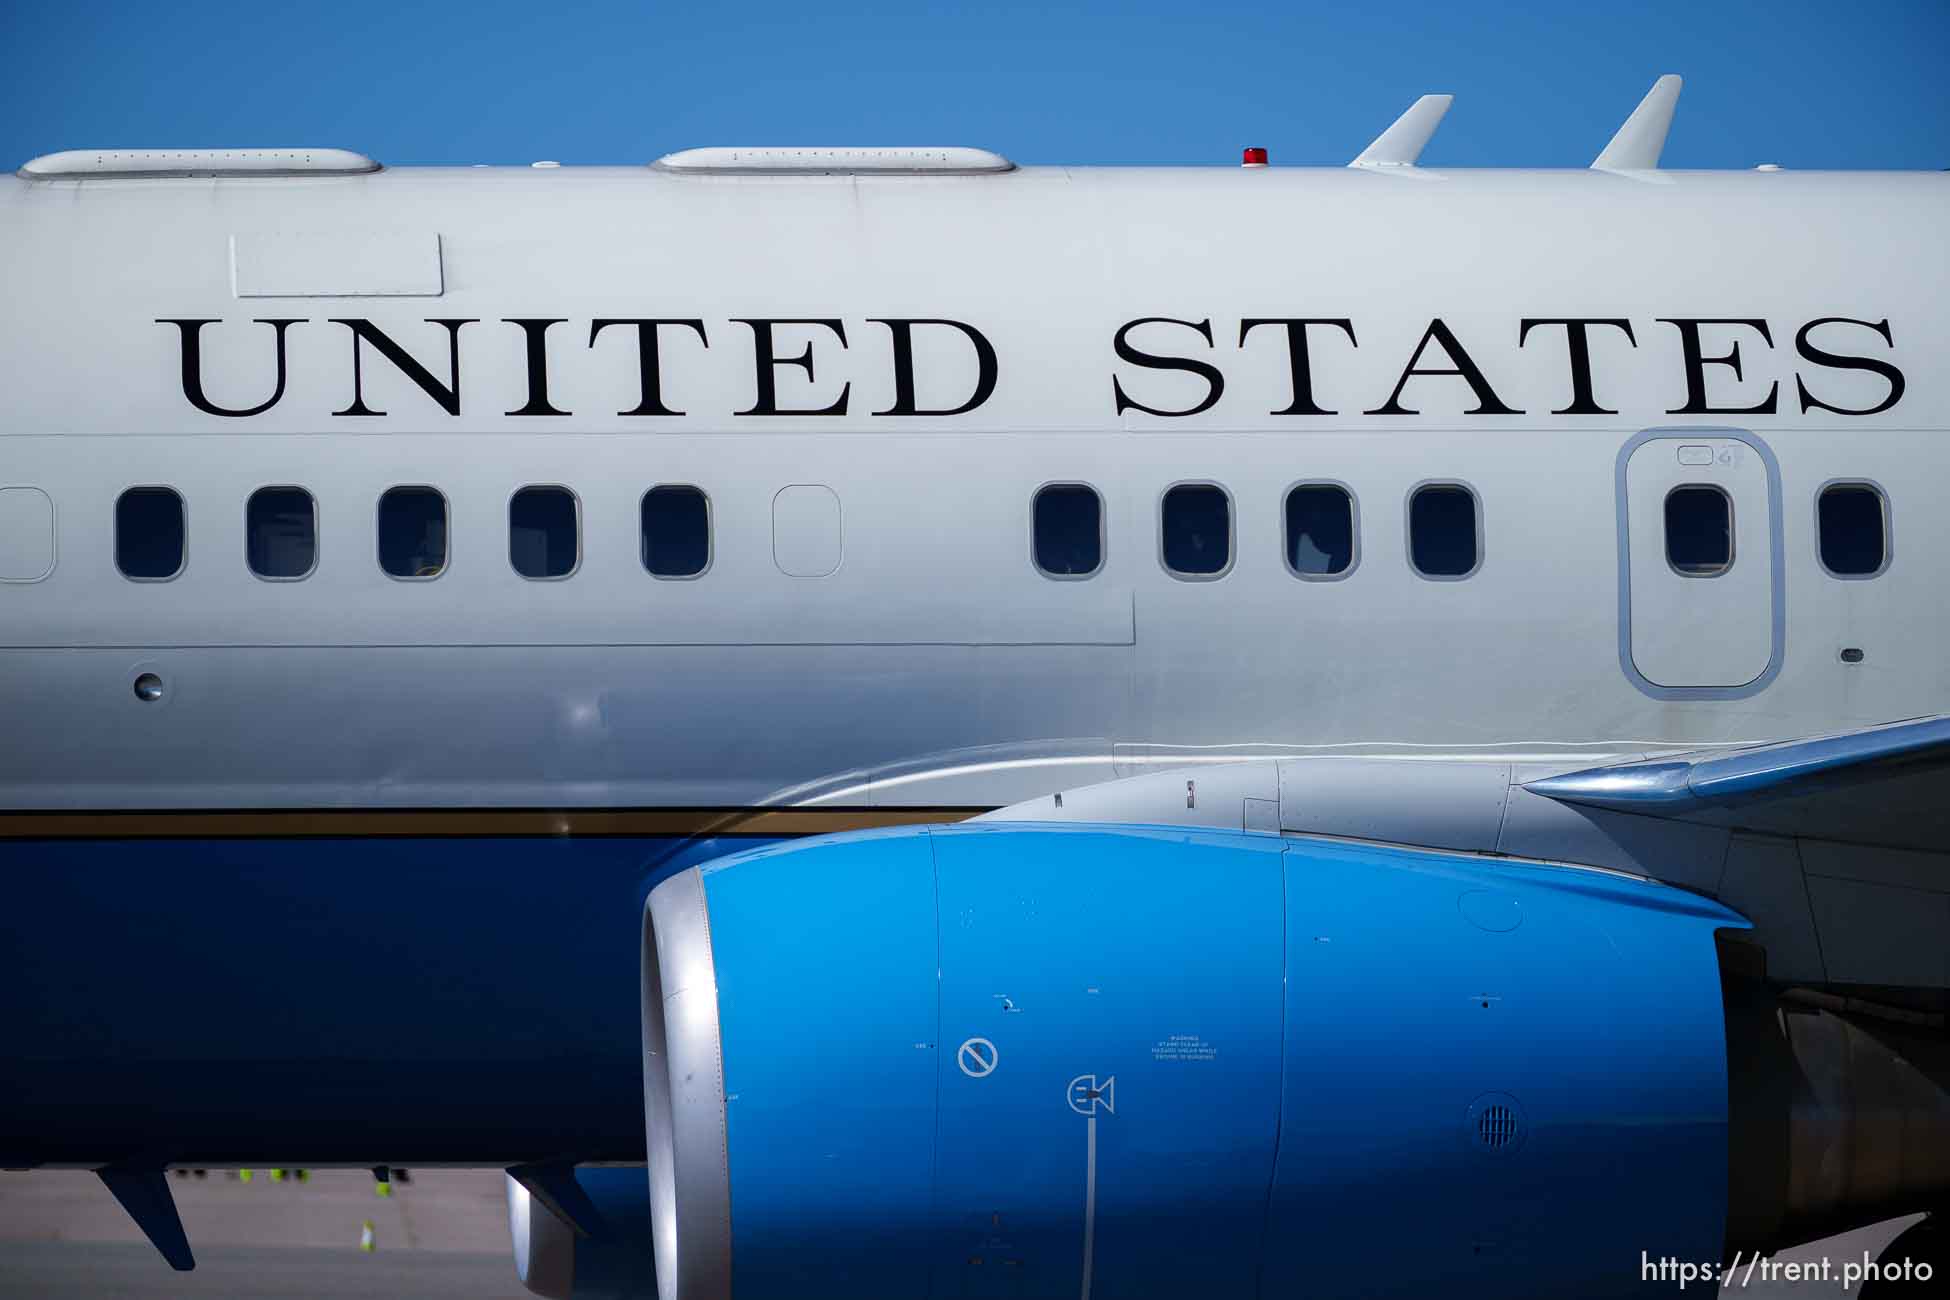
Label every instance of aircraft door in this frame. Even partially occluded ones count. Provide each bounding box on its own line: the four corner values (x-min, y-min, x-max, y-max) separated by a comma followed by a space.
1620, 432, 1781, 693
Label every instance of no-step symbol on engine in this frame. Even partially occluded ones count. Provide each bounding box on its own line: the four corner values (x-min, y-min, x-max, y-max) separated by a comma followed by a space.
957, 1037, 998, 1078
1067, 1073, 1115, 1116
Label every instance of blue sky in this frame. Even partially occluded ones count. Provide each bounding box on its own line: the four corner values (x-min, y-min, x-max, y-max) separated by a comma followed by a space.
3, 1, 1945, 170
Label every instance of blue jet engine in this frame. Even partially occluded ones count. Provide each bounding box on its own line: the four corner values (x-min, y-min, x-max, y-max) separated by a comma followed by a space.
636, 823, 1755, 1299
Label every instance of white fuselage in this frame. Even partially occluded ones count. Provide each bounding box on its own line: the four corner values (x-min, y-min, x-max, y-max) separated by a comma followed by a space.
1, 163, 1944, 812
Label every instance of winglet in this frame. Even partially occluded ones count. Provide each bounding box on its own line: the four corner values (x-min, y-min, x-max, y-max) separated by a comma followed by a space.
1350, 94, 1453, 168
98, 1168, 195, 1271
1592, 75, 1682, 170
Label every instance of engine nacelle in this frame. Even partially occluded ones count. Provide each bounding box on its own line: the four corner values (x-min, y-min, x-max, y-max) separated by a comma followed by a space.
642, 824, 1750, 1298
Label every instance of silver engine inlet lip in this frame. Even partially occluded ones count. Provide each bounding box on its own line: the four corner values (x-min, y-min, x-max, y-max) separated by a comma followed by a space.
643, 867, 733, 1300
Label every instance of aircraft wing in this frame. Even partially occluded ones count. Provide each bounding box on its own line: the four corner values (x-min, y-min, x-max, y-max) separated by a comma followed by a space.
1523, 714, 1950, 853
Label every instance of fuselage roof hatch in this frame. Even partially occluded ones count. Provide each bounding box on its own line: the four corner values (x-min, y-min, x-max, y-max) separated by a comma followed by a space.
652, 146, 1015, 175
17, 149, 380, 179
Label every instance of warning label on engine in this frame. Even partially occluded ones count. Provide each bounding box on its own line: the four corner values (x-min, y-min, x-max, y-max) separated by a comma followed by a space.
1150, 1034, 1216, 1063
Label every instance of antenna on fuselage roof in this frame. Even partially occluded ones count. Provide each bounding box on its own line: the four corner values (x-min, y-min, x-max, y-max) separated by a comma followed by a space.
1592, 74, 1683, 170
1348, 94, 1453, 168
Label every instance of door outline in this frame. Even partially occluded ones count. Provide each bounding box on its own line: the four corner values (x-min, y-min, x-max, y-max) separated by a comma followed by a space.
1615, 427, 1785, 700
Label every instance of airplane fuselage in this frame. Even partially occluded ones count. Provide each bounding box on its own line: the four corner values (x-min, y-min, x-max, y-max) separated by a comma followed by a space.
1, 160, 1944, 1167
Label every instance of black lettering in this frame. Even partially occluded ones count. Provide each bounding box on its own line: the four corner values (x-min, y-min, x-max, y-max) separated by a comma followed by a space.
1112, 317, 1224, 417
1794, 317, 1905, 416
734, 319, 850, 416
589, 319, 709, 416
1518, 318, 1636, 415
503, 319, 569, 417
1660, 318, 1778, 415
1367, 319, 1520, 416
870, 319, 998, 416
331, 319, 477, 417
1238, 318, 1356, 415
158, 318, 303, 418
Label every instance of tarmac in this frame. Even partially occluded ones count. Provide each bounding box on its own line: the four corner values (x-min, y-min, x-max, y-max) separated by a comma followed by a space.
0, 1169, 529, 1299
0, 1168, 1926, 1297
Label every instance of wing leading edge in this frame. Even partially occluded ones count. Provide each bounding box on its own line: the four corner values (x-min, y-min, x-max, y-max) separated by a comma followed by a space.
1525, 714, 1950, 851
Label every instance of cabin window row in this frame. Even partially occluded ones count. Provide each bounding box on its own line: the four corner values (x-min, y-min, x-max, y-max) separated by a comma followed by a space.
114, 485, 711, 582
1661, 481, 1888, 579
1035, 480, 1890, 582
108, 478, 1892, 585
1035, 481, 1479, 581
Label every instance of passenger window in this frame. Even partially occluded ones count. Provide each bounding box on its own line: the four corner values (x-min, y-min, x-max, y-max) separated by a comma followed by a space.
247, 486, 317, 580
1408, 484, 1479, 578
642, 485, 711, 578
378, 486, 448, 579
1817, 483, 1886, 577
1034, 483, 1103, 578
510, 486, 579, 580
1665, 485, 1732, 576
116, 486, 185, 580
772, 485, 842, 578
1161, 484, 1231, 577
0, 487, 56, 583
1285, 484, 1355, 578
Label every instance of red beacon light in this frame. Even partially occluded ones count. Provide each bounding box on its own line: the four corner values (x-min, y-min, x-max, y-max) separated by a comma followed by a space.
1241, 147, 1269, 168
